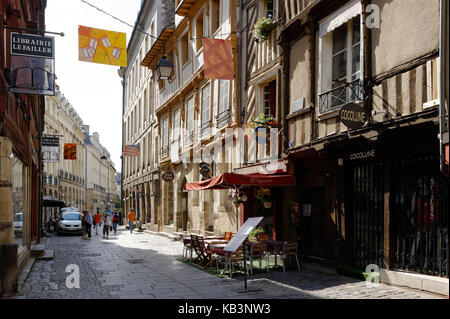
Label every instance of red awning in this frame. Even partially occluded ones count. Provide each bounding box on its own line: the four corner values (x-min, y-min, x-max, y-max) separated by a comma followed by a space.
184, 173, 296, 191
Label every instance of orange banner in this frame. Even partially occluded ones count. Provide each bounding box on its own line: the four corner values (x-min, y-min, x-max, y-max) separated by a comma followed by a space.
203, 38, 234, 80
64, 144, 77, 160
78, 25, 127, 67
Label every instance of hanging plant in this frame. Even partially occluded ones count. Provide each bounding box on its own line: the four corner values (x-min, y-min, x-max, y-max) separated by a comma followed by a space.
232, 196, 245, 206
255, 187, 272, 208
252, 17, 277, 42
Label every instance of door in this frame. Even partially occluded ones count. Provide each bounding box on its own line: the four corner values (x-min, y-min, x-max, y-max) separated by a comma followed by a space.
182, 191, 188, 231
347, 163, 385, 270
302, 187, 327, 259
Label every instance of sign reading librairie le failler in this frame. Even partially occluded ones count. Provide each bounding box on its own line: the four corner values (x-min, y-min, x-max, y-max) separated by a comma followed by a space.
11, 32, 55, 59
9, 32, 56, 96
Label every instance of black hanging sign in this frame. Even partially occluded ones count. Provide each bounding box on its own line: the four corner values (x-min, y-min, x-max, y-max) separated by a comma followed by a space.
339, 103, 368, 130
9, 32, 56, 96
11, 33, 55, 59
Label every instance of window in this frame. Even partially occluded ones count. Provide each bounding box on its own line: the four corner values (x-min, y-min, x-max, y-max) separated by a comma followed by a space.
168, 50, 176, 82
185, 96, 194, 144
196, 13, 204, 52
211, 0, 221, 34
172, 108, 181, 143
12, 154, 24, 251
263, 80, 276, 117
161, 116, 169, 156
265, 0, 276, 19
217, 80, 229, 128
201, 83, 211, 137
319, 1, 363, 113
181, 32, 189, 66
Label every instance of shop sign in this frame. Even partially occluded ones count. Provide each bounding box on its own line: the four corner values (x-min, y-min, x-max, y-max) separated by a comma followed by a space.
199, 162, 211, 181
162, 170, 175, 182
339, 103, 368, 129
10, 32, 55, 96
349, 149, 376, 161
42, 135, 59, 163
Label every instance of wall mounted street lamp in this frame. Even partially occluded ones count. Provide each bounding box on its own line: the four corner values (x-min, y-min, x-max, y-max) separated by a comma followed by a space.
155, 55, 174, 81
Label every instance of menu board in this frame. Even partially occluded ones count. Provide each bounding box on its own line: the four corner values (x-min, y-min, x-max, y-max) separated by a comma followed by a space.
224, 217, 264, 252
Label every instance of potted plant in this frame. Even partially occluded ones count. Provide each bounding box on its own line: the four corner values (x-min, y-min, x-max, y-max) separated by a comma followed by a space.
249, 227, 266, 242
252, 17, 277, 42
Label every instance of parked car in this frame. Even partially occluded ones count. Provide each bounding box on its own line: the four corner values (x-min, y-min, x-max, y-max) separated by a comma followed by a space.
13, 212, 23, 233
60, 207, 80, 214
56, 212, 83, 236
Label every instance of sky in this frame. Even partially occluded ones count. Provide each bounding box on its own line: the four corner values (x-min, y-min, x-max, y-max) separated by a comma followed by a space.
45, 0, 142, 172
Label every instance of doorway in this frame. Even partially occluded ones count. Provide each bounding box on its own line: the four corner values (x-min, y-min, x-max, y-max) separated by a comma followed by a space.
301, 187, 327, 260
346, 162, 385, 270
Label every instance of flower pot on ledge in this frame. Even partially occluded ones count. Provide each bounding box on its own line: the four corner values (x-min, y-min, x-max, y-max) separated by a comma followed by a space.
263, 201, 273, 209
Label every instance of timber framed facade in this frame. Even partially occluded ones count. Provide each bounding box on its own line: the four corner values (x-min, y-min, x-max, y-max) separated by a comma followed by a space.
276, 0, 448, 294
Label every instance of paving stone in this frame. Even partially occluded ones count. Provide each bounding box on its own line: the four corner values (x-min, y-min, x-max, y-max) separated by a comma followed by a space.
12, 226, 446, 300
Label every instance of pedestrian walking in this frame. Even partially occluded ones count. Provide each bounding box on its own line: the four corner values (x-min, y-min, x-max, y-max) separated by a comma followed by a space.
84, 210, 92, 239
94, 211, 102, 235
81, 211, 92, 240
107, 209, 113, 232
112, 212, 119, 234
102, 212, 111, 239
128, 209, 136, 234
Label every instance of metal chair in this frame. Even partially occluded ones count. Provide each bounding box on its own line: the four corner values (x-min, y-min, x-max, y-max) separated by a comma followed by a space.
248, 242, 269, 274
279, 241, 301, 272
223, 246, 245, 278
182, 237, 193, 263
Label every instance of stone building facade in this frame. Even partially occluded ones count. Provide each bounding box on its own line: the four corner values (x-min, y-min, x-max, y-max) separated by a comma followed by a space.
0, 0, 47, 296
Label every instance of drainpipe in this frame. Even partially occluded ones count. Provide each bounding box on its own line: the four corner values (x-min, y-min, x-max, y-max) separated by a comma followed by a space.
440, 0, 449, 176
238, 0, 243, 126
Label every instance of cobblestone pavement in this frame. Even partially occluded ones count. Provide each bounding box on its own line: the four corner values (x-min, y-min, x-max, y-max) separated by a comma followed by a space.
16, 226, 445, 299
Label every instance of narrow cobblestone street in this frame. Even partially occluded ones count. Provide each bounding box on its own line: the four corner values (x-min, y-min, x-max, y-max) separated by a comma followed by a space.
15, 226, 444, 300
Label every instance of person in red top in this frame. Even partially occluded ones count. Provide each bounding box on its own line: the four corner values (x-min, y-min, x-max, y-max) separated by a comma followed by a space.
112, 212, 119, 235
94, 211, 102, 235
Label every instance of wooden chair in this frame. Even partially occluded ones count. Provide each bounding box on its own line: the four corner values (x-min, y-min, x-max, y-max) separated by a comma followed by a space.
223, 246, 245, 278
279, 241, 301, 272
248, 242, 269, 274
208, 241, 226, 270
191, 235, 207, 267
257, 233, 270, 242
230, 232, 236, 239
224, 232, 232, 241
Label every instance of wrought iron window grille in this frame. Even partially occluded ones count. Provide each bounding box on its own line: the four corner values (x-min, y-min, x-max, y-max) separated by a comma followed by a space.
319, 79, 366, 113
216, 109, 229, 128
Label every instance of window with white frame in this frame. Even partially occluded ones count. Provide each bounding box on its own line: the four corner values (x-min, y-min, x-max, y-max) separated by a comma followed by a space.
211, 0, 221, 34
265, 0, 276, 19
319, 0, 363, 113
201, 83, 211, 137
185, 96, 194, 144
217, 80, 229, 128
172, 108, 181, 143
161, 116, 169, 157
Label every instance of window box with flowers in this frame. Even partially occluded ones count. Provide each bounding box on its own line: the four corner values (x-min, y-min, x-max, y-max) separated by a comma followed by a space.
252, 17, 277, 42
245, 113, 278, 144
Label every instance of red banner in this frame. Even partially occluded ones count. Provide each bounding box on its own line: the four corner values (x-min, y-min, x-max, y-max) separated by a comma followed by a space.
64, 144, 77, 160
203, 38, 234, 80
